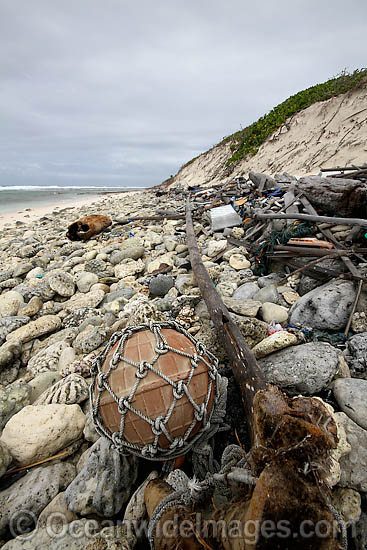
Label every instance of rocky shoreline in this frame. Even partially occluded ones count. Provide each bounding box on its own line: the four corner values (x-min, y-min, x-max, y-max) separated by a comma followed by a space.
0, 180, 366, 548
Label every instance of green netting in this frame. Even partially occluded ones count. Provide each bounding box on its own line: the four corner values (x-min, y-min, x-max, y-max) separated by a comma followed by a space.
253, 221, 314, 276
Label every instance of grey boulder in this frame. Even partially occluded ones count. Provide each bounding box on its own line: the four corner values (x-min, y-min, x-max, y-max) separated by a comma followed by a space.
0, 463, 76, 536
149, 274, 175, 297
337, 412, 367, 492
258, 342, 339, 395
289, 279, 356, 330
332, 378, 367, 429
65, 437, 137, 516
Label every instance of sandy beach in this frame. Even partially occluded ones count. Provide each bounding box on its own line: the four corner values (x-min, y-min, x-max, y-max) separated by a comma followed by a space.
0, 194, 107, 231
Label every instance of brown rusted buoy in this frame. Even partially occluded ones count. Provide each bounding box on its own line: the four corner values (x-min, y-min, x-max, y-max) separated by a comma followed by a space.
66, 215, 112, 241
90, 323, 222, 460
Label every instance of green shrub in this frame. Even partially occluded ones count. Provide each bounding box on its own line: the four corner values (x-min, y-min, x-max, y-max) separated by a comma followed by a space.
225, 69, 367, 166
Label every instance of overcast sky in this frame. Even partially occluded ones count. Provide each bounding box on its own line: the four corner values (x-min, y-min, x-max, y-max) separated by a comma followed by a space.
0, 0, 365, 188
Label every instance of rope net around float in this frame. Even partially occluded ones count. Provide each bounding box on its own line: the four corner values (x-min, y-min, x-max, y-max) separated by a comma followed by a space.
89, 320, 228, 463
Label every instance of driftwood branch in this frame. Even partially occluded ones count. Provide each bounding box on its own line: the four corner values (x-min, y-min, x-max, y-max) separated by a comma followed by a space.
300, 195, 364, 280
186, 198, 267, 443
252, 209, 367, 229
113, 214, 185, 226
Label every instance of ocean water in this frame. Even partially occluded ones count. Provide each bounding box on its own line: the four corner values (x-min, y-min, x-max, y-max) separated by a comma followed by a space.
0, 185, 144, 214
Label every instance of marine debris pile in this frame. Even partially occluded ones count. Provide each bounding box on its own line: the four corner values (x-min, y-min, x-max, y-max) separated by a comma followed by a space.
0, 169, 367, 548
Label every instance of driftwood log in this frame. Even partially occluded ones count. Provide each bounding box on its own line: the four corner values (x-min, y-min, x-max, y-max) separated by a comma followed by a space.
144, 200, 342, 550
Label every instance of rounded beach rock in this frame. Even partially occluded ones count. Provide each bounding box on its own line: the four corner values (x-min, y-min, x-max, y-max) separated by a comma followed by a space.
289, 279, 356, 330
48, 271, 75, 297
252, 331, 297, 358
0, 404, 85, 466
332, 378, 367, 430
6, 315, 61, 344
258, 341, 339, 395
260, 302, 289, 324
0, 291, 24, 318
229, 253, 250, 270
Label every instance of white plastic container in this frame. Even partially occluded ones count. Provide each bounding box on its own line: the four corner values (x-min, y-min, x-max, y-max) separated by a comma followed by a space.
210, 205, 242, 231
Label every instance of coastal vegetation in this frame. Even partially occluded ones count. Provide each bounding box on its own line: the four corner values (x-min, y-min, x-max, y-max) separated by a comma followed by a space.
178, 69, 367, 174
225, 68, 367, 165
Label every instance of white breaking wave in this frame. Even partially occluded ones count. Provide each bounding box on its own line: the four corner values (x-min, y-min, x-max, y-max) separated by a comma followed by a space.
0, 185, 142, 191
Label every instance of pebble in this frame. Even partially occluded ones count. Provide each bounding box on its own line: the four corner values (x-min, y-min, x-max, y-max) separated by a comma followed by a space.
0, 404, 85, 466
149, 274, 175, 296
146, 253, 175, 273
0, 290, 24, 317
207, 239, 227, 257
257, 273, 282, 287
332, 378, 367, 429
260, 302, 289, 324
229, 253, 250, 270
18, 296, 43, 317
253, 283, 279, 304
28, 371, 62, 403
114, 259, 145, 278
0, 340, 21, 370
351, 311, 367, 333
6, 314, 62, 344
344, 332, 367, 378
222, 297, 261, 317
232, 282, 260, 300
63, 289, 105, 312
281, 290, 300, 305
48, 271, 75, 297
252, 331, 297, 358
0, 316, 30, 345
0, 381, 31, 429
27, 341, 70, 375
216, 281, 237, 297
34, 374, 89, 405
230, 313, 268, 348
72, 325, 107, 354
13, 262, 33, 277
74, 271, 99, 293
110, 246, 145, 264
336, 412, 367, 492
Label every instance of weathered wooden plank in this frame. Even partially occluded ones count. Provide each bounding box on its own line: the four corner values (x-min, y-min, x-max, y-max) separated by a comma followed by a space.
186, 198, 267, 443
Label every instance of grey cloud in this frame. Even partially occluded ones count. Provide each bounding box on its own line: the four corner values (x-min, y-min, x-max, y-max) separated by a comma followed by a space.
0, 0, 365, 188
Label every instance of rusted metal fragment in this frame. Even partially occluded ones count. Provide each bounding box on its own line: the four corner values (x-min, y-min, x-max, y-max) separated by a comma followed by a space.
66, 215, 112, 241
